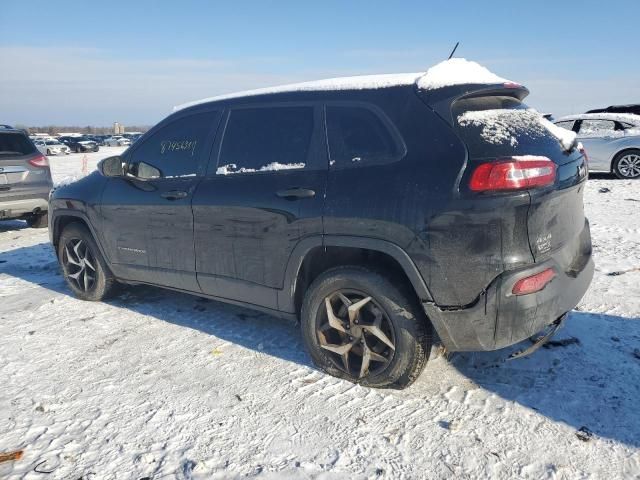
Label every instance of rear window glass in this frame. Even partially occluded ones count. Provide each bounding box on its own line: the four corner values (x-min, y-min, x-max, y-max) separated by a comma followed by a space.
453, 96, 575, 159
555, 121, 574, 131
326, 106, 402, 167
0, 132, 36, 156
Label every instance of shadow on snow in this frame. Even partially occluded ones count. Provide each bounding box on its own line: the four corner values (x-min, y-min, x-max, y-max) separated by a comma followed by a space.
1, 238, 639, 447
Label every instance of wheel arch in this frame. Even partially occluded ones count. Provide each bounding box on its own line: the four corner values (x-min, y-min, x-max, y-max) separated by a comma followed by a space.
51, 212, 108, 260
279, 236, 434, 316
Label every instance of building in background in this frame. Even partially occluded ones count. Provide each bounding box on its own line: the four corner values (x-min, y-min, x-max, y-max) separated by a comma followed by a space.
113, 122, 125, 134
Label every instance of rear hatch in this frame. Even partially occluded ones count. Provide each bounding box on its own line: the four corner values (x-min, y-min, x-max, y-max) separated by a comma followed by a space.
421, 84, 588, 264
0, 131, 52, 200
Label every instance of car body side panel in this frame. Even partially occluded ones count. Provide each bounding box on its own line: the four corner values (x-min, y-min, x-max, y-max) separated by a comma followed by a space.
579, 134, 640, 172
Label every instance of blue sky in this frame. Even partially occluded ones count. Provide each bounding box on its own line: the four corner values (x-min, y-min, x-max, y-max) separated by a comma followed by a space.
2, 0, 639, 125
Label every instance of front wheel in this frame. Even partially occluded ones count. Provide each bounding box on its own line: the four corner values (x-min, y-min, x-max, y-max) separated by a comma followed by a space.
301, 267, 430, 389
613, 150, 640, 179
58, 223, 117, 301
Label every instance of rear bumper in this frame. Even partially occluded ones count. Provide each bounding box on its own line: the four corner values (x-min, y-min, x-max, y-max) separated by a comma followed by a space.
0, 196, 49, 219
424, 221, 594, 352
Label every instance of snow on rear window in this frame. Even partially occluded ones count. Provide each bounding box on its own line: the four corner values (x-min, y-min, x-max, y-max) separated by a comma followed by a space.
458, 109, 577, 151
416, 58, 510, 91
216, 162, 305, 175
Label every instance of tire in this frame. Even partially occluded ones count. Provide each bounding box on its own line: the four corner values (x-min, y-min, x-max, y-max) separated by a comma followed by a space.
75, 146, 81, 153
612, 149, 640, 179
301, 266, 431, 389
26, 212, 48, 228
46, 149, 51, 155
57, 222, 117, 301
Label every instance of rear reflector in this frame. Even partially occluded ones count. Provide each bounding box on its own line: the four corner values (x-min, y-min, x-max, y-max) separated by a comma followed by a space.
28, 154, 49, 168
512, 268, 556, 295
469, 156, 556, 192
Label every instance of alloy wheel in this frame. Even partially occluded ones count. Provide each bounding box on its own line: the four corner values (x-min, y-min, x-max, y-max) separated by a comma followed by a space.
63, 238, 97, 292
317, 290, 395, 379
618, 154, 640, 178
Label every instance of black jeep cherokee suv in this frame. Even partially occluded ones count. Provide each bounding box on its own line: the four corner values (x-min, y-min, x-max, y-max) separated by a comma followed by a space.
49, 68, 593, 389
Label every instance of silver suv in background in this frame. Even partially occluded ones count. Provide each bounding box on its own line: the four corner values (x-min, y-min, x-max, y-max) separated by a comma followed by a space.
0, 125, 53, 228
555, 113, 640, 179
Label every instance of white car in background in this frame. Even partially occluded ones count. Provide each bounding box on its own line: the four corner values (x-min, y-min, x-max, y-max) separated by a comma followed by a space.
555, 113, 640, 178
104, 136, 131, 147
34, 139, 70, 156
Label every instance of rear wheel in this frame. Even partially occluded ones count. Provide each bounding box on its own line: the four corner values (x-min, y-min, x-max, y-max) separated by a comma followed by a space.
46, 149, 51, 155
26, 212, 48, 228
301, 266, 430, 389
613, 150, 640, 179
58, 223, 117, 301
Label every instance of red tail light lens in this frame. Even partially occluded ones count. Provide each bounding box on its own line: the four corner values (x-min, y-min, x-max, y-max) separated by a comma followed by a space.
28, 154, 49, 168
469, 156, 556, 192
512, 268, 556, 295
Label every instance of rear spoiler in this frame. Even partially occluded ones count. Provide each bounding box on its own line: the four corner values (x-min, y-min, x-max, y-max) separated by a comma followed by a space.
415, 83, 530, 126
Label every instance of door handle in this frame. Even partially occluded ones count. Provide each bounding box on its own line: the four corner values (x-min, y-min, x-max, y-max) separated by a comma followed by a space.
276, 188, 316, 199
160, 190, 189, 200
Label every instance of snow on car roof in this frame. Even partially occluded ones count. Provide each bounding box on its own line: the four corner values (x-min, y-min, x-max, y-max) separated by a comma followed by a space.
174, 58, 513, 112
556, 112, 640, 125
416, 58, 511, 90
174, 72, 423, 111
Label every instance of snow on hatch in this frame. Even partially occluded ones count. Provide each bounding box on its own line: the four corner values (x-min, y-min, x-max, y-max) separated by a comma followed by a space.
416, 58, 511, 90
458, 108, 577, 151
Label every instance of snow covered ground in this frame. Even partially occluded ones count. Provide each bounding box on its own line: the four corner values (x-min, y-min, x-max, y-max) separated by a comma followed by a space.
0, 149, 639, 479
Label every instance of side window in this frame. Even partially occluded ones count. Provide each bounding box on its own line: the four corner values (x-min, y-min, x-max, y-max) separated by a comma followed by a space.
554, 121, 574, 131
128, 111, 219, 179
217, 106, 314, 174
578, 119, 616, 137
325, 105, 403, 167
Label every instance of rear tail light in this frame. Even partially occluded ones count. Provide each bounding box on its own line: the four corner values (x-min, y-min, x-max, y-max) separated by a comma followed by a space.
469, 156, 556, 192
512, 268, 556, 295
29, 154, 49, 168
578, 142, 588, 165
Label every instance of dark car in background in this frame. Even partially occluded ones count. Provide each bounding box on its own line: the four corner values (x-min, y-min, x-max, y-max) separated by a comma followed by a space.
587, 104, 640, 116
59, 136, 99, 153
0, 125, 52, 227
49, 67, 594, 389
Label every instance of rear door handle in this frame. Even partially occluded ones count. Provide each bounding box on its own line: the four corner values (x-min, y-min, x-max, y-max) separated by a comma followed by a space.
160, 190, 189, 200
276, 188, 316, 199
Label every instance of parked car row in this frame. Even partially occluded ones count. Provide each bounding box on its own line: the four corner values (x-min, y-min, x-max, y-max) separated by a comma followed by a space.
26, 133, 141, 154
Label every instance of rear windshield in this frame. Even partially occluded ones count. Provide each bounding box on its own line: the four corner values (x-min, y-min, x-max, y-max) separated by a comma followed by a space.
0, 132, 36, 156
453, 96, 576, 160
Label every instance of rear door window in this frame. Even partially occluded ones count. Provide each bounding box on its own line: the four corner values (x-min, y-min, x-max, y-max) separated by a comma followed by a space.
128, 111, 220, 179
577, 119, 616, 137
217, 106, 314, 174
325, 105, 404, 167
0, 132, 36, 157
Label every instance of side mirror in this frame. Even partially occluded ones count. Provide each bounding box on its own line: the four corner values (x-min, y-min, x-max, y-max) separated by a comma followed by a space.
99, 156, 124, 177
